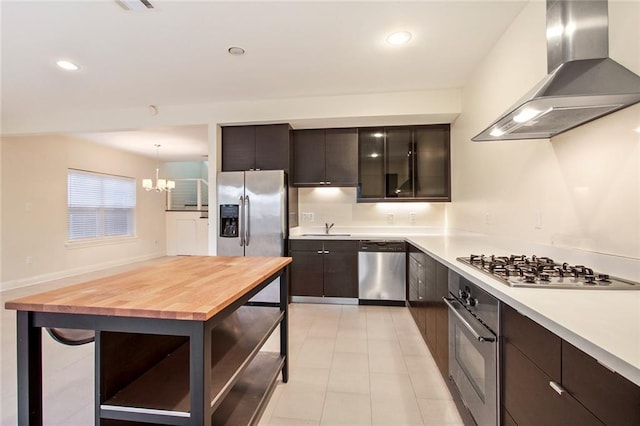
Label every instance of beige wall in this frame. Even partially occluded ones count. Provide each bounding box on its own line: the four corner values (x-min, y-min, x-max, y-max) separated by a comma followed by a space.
0, 134, 167, 289
0, 138, 3, 283
449, 1, 640, 259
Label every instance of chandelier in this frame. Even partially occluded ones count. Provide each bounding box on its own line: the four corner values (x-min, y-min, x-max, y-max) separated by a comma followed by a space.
143, 144, 175, 192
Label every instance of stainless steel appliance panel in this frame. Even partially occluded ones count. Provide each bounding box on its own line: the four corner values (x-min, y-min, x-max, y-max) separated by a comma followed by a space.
449, 307, 498, 426
217, 170, 287, 304
447, 270, 499, 426
457, 254, 639, 290
244, 170, 286, 257
216, 171, 245, 257
358, 241, 406, 301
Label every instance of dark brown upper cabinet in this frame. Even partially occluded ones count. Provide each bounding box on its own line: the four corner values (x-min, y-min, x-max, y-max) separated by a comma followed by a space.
292, 128, 358, 187
358, 128, 385, 199
221, 124, 291, 172
357, 124, 451, 202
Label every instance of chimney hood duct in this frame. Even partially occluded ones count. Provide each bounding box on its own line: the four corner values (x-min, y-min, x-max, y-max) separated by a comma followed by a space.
473, 0, 640, 141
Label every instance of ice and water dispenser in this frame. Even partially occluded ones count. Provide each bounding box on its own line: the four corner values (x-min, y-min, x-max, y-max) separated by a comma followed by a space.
219, 204, 239, 238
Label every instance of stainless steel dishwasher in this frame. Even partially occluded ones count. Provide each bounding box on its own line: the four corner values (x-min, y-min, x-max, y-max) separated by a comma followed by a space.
358, 240, 406, 304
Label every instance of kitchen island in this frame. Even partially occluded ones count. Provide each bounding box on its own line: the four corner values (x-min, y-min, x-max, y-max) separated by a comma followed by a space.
5, 255, 292, 426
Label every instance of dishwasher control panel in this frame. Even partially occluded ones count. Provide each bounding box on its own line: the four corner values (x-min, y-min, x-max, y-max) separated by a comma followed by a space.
359, 240, 406, 252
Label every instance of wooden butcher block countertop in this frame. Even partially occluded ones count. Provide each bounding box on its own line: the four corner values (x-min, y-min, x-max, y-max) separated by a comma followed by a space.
5, 256, 292, 321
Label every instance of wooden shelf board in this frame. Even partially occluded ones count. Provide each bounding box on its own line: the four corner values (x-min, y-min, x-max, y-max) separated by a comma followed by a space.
102, 305, 283, 415
212, 352, 285, 425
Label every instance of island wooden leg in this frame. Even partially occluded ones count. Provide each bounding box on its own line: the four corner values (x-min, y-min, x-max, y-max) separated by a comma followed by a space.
16, 311, 43, 426
190, 321, 212, 426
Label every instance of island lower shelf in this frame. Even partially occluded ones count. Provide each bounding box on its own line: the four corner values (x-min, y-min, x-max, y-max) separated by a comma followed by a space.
99, 305, 285, 424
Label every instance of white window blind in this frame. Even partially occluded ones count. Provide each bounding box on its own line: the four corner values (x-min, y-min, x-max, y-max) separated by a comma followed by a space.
68, 170, 136, 241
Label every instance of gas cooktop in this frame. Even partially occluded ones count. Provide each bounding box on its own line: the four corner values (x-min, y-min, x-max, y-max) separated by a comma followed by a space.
458, 254, 639, 290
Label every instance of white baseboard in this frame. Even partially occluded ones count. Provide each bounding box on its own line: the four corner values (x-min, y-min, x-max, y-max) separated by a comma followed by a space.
0, 252, 166, 292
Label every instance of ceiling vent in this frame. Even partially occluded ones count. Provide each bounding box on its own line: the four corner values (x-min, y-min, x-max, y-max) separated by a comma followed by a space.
115, 0, 154, 11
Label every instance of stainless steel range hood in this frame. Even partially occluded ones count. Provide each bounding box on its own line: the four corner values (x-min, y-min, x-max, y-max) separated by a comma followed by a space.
473, 0, 640, 141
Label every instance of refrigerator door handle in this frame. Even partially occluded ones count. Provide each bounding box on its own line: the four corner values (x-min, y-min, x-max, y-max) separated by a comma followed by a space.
244, 195, 251, 246
238, 196, 245, 247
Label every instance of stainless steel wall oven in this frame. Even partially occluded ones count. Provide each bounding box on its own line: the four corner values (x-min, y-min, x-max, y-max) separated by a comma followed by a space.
445, 271, 500, 426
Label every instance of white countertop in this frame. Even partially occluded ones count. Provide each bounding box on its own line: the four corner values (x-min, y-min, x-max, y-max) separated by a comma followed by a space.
290, 228, 640, 386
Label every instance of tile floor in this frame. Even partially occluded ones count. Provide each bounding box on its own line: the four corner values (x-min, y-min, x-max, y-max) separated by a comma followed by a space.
1, 259, 464, 426
258, 303, 464, 426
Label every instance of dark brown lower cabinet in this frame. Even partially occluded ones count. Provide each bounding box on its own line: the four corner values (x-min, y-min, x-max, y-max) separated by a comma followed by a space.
502, 303, 639, 426
562, 341, 640, 426
290, 248, 324, 297
289, 239, 358, 298
503, 342, 602, 426
323, 243, 358, 298
407, 244, 449, 376
503, 409, 518, 426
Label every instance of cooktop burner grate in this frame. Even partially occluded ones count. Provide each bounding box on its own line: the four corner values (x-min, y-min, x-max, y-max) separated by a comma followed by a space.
458, 254, 639, 290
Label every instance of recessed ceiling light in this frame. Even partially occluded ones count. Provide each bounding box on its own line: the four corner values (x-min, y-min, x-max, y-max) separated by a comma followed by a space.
386, 31, 412, 45
228, 46, 245, 55
56, 60, 80, 71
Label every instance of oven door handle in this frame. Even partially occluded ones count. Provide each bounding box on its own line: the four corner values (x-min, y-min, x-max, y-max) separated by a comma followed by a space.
443, 297, 496, 343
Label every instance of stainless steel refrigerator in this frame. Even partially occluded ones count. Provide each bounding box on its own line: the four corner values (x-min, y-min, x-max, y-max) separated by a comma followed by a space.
217, 170, 287, 302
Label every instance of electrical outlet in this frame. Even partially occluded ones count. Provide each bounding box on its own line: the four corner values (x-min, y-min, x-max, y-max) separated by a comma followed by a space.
301, 212, 315, 222
535, 211, 542, 229
387, 213, 394, 224
25, 256, 33, 265
409, 212, 417, 224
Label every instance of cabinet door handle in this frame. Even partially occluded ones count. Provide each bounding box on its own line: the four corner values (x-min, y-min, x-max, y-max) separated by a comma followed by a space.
317, 250, 324, 254
443, 297, 496, 343
549, 381, 566, 395
324, 250, 330, 254
325, 181, 331, 185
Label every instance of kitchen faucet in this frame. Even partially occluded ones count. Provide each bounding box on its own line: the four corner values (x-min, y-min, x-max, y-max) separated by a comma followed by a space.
325, 222, 334, 235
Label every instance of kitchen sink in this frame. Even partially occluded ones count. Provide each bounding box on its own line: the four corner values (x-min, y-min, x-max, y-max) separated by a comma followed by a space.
300, 233, 352, 237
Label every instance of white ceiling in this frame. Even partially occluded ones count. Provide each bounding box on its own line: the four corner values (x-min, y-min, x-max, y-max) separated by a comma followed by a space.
1, 0, 529, 159
74, 125, 210, 161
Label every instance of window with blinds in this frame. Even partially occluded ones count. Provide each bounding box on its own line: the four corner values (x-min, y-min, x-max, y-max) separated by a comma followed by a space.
67, 169, 136, 241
